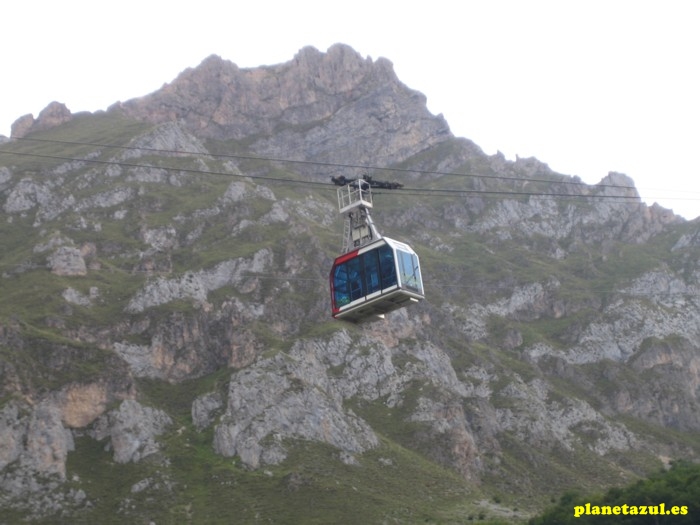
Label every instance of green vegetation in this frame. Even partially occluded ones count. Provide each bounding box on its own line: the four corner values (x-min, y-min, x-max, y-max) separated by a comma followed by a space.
64, 432, 492, 524
59, 373, 514, 525
1, 112, 151, 170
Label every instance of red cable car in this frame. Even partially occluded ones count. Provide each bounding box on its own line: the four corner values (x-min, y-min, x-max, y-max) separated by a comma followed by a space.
329, 177, 424, 322
330, 237, 424, 322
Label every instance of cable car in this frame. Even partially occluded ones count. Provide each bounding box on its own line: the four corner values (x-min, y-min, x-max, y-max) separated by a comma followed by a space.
329, 177, 424, 322
330, 237, 424, 322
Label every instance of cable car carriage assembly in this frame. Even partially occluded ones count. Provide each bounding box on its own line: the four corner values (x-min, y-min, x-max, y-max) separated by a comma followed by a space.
330, 177, 425, 322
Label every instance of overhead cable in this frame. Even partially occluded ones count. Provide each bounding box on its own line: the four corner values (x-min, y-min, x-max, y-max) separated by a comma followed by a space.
0, 148, 664, 203
4, 135, 662, 194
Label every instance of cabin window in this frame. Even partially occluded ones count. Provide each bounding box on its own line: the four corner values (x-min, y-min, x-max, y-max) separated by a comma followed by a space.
332, 264, 351, 307
363, 249, 381, 294
396, 249, 423, 294
377, 245, 397, 288
332, 244, 399, 308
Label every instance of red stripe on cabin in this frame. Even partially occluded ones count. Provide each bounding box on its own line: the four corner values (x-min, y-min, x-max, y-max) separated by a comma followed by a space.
333, 249, 360, 266
330, 249, 360, 315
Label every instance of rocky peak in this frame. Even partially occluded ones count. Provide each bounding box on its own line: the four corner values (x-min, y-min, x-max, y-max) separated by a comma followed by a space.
11, 102, 73, 139
110, 44, 451, 167
113, 44, 398, 129
596, 171, 640, 199
288, 43, 399, 93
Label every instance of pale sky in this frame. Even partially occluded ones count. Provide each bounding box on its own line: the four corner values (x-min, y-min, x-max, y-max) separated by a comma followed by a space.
2, 0, 698, 219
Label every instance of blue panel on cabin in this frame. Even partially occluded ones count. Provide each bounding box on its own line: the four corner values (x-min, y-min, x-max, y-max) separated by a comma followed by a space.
330, 237, 426, 322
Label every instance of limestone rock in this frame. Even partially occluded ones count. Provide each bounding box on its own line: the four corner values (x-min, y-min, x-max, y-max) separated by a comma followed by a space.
11, 102, 72, 138
125, 248, 272, 313
3, 179, 52, 213
55, 383, 111, 428
410, 397, 481, 479
76, 186, 134, 210
10, 114, 35, 139
191, 392, 223, 431
212, 330, 486, 471
23, 402, 74, 478
120, 121, 209, 160
48, 246, 87, 276
0, 400, 73, 479
213, 356, 379, 468
62, 287, 91, 306
111, 44, 452, 170
90, 400, 172, 463
0, 402, 26, 471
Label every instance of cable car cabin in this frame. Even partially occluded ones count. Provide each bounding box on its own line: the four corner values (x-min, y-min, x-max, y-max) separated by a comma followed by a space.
330, 237, 424, 323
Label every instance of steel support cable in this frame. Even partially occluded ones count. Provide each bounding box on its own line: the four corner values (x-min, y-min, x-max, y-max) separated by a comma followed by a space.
0, 149, 671, 203
0, 149, 336, 189
5, 135, 667, 194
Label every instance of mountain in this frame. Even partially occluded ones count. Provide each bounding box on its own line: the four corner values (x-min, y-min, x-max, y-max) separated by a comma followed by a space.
1, 43, 699, 523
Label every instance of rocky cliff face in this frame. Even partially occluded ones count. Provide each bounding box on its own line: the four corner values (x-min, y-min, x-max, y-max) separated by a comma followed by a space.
111, 44, 454, 171
1, 44, 699, 521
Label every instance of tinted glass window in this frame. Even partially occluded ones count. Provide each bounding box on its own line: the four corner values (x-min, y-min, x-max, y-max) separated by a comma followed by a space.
333, 255, 365, 307
346, 257, 363, 301
333, 244, 400, 309
363, 249, 381, 294
332, 264, 351, 307
397, 250, 423, 293
378, 245, 397, 288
